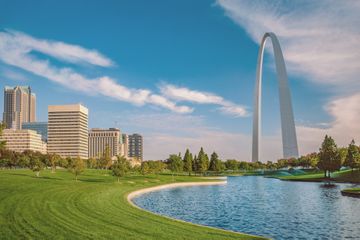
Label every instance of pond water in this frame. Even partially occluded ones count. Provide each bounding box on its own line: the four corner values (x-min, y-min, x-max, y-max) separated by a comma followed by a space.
133, 176, 360, 240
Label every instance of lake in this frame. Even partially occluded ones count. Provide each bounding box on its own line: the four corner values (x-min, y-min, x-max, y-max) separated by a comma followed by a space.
133, 176, 360, 239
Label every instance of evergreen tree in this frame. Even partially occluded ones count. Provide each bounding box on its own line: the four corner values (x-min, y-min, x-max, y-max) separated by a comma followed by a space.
183, 149, 193, 175
209, 152, 224, 173
344, 139, 360, 171
318, 135, 341, 178
192, 154, 198, 173
197, 147, 209, 175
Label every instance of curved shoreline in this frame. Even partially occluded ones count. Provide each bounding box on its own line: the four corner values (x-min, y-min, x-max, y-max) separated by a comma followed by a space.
126, 179, 267, 239
127, 180, 227, 208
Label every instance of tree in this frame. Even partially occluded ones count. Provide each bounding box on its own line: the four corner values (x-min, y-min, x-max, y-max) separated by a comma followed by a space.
318, 135, 342, 178
67, 156, 85, 181
196, 147, 209, 175
209, 152, 224, 173
112, 156, 131, 182
183, 149, 193, 175
344, 139, 360, 171
87, 157, 97, 169
99, 145, 112, 170
225, 159, 239, 171
167, 154, 183, 180
29, 154, 44, 177
192, 154, 198, 173
0, 122, 6, 150
141, 161, 150, 175
48, 153, 60, 173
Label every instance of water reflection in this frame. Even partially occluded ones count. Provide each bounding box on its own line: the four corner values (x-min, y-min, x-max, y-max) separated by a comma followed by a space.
134, 176, 360, 240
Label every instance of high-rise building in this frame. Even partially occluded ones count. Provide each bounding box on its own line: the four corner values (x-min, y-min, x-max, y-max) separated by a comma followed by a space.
3, 86, 36, 129
47, 104, 88, 159
88, 128, 121, 159
119, 133, 128, 158
128, 133, 143, 161
0, 129, 46, 154
22, 122, 48, 142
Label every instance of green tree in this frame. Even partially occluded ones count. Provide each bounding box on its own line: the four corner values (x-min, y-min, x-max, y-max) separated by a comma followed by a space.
67, 156, 85, 181
209, 152, 224, 173
100, 145, 112, 170
48, 153, 60, 173
141, 161, 150, 175
0, 122, 6, 150
192, 154, 198, 173
167, 154, 183, 180
239, 161, 249, 171
225, 159, 239, 171
29, 154, 44, 177
344, 139, 360, 171
112, 156, 131, 182
87, 157, 97, 169
318, 135, 342, 178
197, 148, 209, 175
183, 149, 193, 175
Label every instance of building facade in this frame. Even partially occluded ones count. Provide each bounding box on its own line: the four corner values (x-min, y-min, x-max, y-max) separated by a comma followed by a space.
3, 86, 36, 129
22, 122, 48, 142
88, 128, 121, 159
0, 129, 46, 154
47, 104, 88, 159
128, 133, 143, 161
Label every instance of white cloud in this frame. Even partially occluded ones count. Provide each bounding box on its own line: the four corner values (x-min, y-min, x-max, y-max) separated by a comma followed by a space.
216, 0, 360, 89
7, 30, 114, 67
216, 0, 360, 159
0, 30, 192, 114
160, 83, 248, 117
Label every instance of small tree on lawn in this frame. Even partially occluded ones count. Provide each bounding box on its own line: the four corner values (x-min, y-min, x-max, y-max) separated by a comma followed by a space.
67, 156, 85, 181
100, 145, 112, 170
29, 154, 44, 177
344, 139, 360, 172
167, 154, 183, 180
49, 153, 60, 173
318, 135, 341, 178
112, 156, 131, 182
183, 149, 193, 176
141, 161, 150, 175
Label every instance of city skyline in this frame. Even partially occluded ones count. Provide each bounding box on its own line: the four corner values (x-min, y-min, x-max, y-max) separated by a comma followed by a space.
1, 0, 360, 161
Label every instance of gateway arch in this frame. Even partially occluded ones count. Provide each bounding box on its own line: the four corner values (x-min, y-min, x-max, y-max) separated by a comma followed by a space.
252, 32, 299, 162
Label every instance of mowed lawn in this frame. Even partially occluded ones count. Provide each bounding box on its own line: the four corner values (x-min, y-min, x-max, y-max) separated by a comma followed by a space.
0, 169, 265, 240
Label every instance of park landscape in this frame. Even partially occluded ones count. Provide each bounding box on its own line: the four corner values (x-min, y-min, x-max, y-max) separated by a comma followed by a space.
1, 121, 360, 239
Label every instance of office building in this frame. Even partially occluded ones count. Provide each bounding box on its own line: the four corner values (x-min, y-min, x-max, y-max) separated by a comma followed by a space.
88, 128, 121, 159
128, 133, 143, 161
22, 122, 48, 142
0, 129, 46, 154
3, 86, 36, 129
47, 104, 88, 159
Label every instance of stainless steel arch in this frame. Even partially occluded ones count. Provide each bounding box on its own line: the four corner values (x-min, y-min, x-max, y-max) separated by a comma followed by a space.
252, 32, 299, 162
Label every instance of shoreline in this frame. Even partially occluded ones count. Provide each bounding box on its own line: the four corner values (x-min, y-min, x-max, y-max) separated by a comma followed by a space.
126, 179, 267, 239
127, 180, 227, 208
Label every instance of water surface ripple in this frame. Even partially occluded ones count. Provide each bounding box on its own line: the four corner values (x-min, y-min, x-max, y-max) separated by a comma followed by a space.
133, 176, 360, 240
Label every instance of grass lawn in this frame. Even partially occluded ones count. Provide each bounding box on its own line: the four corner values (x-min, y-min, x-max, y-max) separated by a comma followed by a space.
277, 169, 360, 183
341, 188, 360, 197
0, 169, 266, 240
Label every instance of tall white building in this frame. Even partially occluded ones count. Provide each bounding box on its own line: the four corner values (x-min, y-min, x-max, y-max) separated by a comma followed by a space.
47, 104, 88, 159
88, 128, 121, 159
0, 129, 46, 154
3, 86, 36, 129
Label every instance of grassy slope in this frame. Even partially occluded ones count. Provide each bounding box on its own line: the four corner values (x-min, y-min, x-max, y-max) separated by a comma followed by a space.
278, 169, 360, 183
0, 169, 266, 240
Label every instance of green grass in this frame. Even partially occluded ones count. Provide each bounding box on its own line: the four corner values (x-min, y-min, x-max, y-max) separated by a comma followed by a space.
0, 169, 266, 240
341, 188, 360, 194
277, 169, 360, 183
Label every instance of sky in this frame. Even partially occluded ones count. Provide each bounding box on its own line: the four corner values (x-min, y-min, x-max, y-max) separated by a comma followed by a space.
0, 0, 359, 161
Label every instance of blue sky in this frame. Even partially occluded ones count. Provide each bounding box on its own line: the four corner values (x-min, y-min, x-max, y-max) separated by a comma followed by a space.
1, 0, 359, 161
